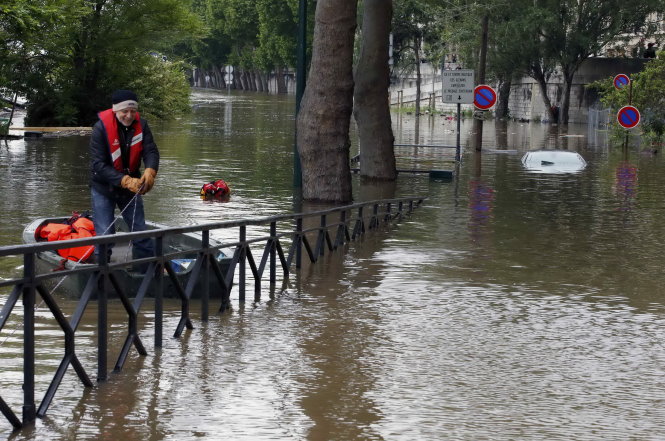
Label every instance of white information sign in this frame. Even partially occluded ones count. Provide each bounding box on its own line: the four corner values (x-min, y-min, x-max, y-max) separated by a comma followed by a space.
442, 69, 474, 104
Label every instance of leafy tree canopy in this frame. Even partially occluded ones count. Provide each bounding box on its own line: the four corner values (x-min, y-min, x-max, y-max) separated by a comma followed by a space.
3, 0, 203, 125
590, 57, 665, 141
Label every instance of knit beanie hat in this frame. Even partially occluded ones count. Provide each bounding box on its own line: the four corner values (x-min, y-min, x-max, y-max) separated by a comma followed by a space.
112, 90, 139, 111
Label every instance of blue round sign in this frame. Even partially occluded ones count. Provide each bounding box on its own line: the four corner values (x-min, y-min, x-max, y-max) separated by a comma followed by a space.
613, 74, 630, 90
473, 85, 496, 110
617, 106, 640, 129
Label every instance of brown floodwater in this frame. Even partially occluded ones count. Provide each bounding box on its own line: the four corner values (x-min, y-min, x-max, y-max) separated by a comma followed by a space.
1, 89, 665, 440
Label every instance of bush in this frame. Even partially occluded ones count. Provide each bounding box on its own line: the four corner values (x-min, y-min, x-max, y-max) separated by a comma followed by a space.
588, 57, 665, 142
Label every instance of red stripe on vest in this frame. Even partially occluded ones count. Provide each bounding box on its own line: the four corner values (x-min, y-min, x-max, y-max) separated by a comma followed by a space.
98, 108, 143, 173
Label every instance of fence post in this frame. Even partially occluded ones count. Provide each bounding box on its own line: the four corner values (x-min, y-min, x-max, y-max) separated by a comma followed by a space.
318, 214, 327, 256
270, 221, 277, 284
154, 237, 164, 348
97, 244, 109, 382
22, 252, 36, 425
296, 217, 303, 269
201, 230, 210, 321
239, 226, 246, 302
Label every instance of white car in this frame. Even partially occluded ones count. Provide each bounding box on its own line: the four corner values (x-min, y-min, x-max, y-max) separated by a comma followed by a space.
521, 150, 587, 174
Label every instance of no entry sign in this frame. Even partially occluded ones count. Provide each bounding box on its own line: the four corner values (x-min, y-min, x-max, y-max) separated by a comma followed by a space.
473, 85, 497, 110
617, 105, 640, 129
613, 74, 630, 90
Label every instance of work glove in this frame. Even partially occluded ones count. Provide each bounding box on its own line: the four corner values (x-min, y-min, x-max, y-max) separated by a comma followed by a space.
120, 175, 143, 194
140, 168, 157, 194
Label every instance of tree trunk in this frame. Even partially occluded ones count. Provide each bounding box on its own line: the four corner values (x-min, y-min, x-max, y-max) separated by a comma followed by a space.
262, 72, 269, 93
254, 71, 263, 92
534, 70, 556, 122
560, 68, 576, 125
296, 0, 357, 202
247, 71, 255, 90
495, 78, 511, 119
241, 70, 250, 90
214, 67, 223, 88
276, 66, 287, 94
353, 0, 396, 180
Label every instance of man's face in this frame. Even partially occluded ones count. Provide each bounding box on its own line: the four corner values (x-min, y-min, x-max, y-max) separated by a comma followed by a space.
115, 108, 137, 126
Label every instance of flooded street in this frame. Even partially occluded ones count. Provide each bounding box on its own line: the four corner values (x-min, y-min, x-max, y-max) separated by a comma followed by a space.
2, 89, 665, 440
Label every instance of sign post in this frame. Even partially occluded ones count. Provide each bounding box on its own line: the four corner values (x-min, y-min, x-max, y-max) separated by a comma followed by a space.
442, 69, 474, 161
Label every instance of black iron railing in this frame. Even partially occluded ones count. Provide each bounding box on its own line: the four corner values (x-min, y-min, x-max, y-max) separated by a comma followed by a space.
0, 197, 426, 430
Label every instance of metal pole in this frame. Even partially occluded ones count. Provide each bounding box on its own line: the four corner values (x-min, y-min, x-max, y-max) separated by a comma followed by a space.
456, 103, 461, 162
239, 226, 246, 302
473, 15, 489, 152
22, 253, 36, 425
294, 0, 307, 188
97, 244, 108, 382
201, 230, 210, 321
270, 221, 276, 284
155, 237, 163, 348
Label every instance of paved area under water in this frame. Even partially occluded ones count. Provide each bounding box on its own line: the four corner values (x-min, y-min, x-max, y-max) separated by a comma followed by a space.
1, 89, 665, 439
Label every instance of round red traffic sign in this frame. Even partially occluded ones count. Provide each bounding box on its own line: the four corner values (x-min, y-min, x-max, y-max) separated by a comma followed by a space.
617, 106, 640, 129
473, 85, 497, 110
613, 74, 630, 90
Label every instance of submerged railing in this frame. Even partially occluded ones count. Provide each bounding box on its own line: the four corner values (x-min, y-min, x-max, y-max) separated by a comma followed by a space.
0, 197, 426, 431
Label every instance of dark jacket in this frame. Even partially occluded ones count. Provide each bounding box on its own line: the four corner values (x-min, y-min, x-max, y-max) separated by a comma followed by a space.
89, 112, 159, 199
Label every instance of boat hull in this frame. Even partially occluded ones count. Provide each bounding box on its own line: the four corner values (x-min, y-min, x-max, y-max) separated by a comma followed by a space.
24, 216, 233, 299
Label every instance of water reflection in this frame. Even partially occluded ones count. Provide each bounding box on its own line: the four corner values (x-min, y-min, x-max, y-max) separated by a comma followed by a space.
2, 90, 665, 439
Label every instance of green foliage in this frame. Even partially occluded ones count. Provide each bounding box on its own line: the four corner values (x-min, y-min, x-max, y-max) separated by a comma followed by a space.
176, 0, 307, 77
392, 0, 445, 75
125, 57, 192, 121
589, 58, 665, 140
8, 0, 202, 126
437, 0, 663, 123
255, 0, 298, 70
1, 0, 87, 92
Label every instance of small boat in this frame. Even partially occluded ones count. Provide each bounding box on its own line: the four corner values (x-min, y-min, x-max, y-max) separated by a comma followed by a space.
521, 150, 587, 174
23, 216, 233, 299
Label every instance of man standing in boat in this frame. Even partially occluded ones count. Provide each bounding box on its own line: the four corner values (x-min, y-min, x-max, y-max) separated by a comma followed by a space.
89, 89, 159, 266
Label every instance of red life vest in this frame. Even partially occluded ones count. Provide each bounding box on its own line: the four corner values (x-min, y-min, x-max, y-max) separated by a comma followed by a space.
39, 218, 96, 262
98, 108, 143, 173
200, 179, 231, 198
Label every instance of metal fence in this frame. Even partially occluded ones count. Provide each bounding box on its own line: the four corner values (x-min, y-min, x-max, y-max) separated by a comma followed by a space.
0, 197, 426, 431
587, 106, 613, 148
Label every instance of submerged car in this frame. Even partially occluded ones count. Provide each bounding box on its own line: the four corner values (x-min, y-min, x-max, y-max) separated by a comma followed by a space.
521, 150, 587, 174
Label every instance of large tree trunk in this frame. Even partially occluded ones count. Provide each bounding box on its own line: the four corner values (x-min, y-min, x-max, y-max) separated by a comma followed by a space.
533, 70, 556, 122
353, 0, 396, 180
255, 71, 264, 92
296, 0, 357, 202
241, 70, 250, 90
260, 72, 269, 92
560, 78, 572, 124
495, 78, 511, 119
276, 66, 287, 94
560, 65, 577, 125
